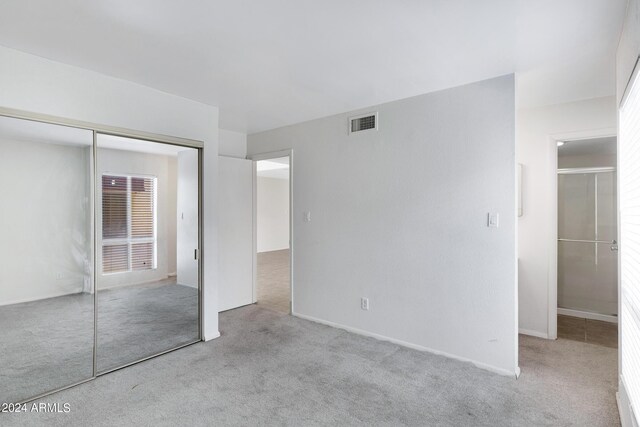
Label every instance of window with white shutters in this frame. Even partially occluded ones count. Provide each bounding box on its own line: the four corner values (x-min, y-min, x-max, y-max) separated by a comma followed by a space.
102, 174, 157, 274
620, 67, 640, 420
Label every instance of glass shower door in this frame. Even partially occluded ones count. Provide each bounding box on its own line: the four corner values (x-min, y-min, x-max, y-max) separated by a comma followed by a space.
558, 170, 618, 316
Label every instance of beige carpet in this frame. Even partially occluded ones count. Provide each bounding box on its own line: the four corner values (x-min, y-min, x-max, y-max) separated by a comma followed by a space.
6, 305, 619, 426
257, 249, 290, 313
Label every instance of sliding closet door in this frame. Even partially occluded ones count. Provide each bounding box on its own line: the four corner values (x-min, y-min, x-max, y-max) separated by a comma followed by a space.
95, 134, 200, 373
0, 116, 94, 403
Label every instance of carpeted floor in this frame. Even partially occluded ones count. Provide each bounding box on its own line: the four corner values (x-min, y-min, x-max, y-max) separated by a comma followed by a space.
0, 281, 198, 404
3, 305, 619, 426
257, 249, 290, 314
97, 280, 199, 372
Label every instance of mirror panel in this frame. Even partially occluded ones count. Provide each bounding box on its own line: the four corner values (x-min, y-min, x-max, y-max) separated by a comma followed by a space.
0, 116, 94, 403
96, 134, 199, 373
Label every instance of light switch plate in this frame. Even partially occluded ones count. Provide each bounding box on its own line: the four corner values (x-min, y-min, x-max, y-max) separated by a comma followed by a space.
488, 212, 499, 228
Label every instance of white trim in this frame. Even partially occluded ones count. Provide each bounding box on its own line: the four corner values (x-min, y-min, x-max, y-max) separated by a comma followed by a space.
557, 308, 618, 323
619, 376, 639, 427
519, 328, 550, 339
294, 312, 520, 378
547, 127, 618, 340
203, 330, 221, 341
0, 290, 85, 307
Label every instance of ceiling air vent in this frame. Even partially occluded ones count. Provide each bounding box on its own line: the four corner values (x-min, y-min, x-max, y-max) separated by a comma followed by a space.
349, 112, 378, 134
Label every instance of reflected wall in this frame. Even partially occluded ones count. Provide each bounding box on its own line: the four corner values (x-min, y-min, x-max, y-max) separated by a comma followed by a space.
0, 116, 94, 403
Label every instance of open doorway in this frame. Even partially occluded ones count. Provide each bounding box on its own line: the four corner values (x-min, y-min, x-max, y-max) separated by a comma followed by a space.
556, 136, 618, 347
255, 156, 291, 314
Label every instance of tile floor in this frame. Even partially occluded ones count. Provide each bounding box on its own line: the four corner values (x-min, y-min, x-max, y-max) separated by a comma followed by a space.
557, 314, 618, 348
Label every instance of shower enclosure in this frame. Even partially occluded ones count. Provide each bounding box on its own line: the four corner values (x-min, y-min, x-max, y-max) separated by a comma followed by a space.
558, 167, 618, 318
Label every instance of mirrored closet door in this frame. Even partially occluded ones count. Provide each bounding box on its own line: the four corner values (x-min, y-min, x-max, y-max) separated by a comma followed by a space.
0, 116, 95, 403
0, 113, 202, 403
95, 134, 200, 373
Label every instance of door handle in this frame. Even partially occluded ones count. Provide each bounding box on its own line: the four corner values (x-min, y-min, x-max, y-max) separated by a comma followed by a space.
611, 240, 618, 252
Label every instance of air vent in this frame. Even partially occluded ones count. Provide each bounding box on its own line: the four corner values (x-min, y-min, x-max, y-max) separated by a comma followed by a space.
349, 113, 378, 134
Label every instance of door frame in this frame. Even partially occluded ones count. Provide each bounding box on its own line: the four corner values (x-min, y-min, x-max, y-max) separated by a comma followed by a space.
547, 127, 617, 339
246, 149, 294, 314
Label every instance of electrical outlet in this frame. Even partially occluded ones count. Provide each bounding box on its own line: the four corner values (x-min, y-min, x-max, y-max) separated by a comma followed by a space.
55, 272, 65, 280
361, 297, 369, 311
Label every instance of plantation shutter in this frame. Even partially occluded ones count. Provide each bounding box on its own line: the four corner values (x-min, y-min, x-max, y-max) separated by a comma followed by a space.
102, 175, 129, 273
620, 67, 640, 420
130, 177, 155, 271
102, 174, 156, 274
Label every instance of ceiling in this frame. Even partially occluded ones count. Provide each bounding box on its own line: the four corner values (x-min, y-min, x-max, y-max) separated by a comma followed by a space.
558, 136, 617, 157
0, 1, 627, 134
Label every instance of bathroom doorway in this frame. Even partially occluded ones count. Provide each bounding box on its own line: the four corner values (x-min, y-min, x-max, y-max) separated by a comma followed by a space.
556, 136, 618, 347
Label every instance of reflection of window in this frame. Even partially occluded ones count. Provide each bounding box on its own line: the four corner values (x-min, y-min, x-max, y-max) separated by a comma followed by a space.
102, 174, 156, 274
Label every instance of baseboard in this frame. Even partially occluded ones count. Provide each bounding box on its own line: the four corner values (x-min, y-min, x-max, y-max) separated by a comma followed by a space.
519, 328, 550, 339
0, 289, 84, 306
218, 302, 254, 313
618, 376, 639, 427
558, 308, 618, 324
293, 312, 519, 378
203, 331, 221, 341
99, 275, 176, 291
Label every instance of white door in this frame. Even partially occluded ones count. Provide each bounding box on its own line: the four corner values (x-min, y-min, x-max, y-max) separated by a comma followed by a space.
218, 156, 253, 311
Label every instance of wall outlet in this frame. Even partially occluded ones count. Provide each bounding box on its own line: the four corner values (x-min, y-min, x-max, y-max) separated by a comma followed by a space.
304, 211, 311, 222
55, 272, 65, 280
361, 297, 369, 311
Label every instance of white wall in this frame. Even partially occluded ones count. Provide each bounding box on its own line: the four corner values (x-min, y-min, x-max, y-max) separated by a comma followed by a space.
218, 156, 254, 311
177, 149, 199, 288
248, 75, 518, 375
0, 138, 91, 305
219, 129, 247, 158
517, 96, 617, 337
0, 45, 220, 340
97, 148, 176, 289
257, 176, 290, 253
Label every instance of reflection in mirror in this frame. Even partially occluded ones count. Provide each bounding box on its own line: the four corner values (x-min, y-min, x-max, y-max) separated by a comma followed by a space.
0, 116, 94, 403
96, 134, 199, 373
